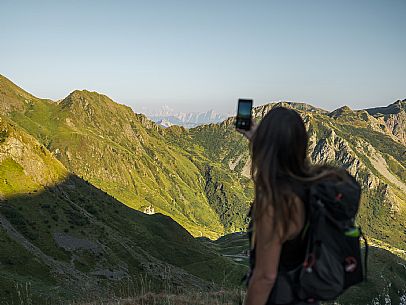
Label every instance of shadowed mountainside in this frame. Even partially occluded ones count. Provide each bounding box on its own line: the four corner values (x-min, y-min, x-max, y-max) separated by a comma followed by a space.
0, 174, 246, 304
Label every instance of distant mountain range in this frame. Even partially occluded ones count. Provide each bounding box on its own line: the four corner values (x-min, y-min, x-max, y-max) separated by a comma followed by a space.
144, 105, 229, 128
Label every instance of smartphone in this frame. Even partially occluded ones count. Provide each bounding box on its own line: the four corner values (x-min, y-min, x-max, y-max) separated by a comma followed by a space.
235, 99, 253, 130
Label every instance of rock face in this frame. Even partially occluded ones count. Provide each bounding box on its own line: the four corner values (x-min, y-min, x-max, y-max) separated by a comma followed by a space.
366, 99, 406, 145
385, 110, 406, 145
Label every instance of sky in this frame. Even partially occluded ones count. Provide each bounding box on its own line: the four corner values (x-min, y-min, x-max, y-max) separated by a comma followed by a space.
0, 0, 405, 114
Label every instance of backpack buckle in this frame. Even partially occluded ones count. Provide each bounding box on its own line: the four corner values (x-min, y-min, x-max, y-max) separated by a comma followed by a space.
344, 256, 357, 272
303, 253, 316, 272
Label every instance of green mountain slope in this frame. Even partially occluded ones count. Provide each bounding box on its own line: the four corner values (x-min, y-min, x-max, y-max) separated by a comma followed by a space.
0, 116, 245, 304
0, 75, 253, 238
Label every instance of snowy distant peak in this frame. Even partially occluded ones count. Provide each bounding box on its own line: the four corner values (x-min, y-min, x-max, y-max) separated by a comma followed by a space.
146, 107, 229, 128
175, 110, 225, 124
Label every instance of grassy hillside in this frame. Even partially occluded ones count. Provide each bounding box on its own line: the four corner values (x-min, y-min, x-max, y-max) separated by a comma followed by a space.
0, 116, 245, 304
0, 75, 253, 238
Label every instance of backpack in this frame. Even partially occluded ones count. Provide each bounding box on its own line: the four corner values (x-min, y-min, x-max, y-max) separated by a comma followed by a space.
246, 171, 369, 304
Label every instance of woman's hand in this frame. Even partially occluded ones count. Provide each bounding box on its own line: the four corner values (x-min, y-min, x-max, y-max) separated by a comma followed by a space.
236, 120, 258, 141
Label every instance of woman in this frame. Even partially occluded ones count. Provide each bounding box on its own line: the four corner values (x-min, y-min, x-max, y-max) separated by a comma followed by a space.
238, 106, 344, 305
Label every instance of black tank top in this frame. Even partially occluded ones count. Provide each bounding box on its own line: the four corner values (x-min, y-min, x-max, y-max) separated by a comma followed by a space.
279, 178, 309, 270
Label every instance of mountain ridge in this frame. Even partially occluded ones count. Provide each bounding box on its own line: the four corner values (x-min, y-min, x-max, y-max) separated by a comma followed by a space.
0, 73, 405, 249
365, 99, 406, 115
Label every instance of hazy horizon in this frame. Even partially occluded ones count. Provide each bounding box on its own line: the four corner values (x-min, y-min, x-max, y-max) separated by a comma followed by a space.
1, 1, 405, 113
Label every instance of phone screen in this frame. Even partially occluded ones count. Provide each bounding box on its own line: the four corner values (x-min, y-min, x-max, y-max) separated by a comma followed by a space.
238, 100, 252, 118
236, 99, 253, 130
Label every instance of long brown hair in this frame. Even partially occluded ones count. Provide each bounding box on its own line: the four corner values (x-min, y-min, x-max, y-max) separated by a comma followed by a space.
250, 106, 346, 238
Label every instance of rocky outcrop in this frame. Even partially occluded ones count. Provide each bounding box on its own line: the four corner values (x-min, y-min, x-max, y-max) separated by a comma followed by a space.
384, 110, 406, 145
366, 99, 406, 145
